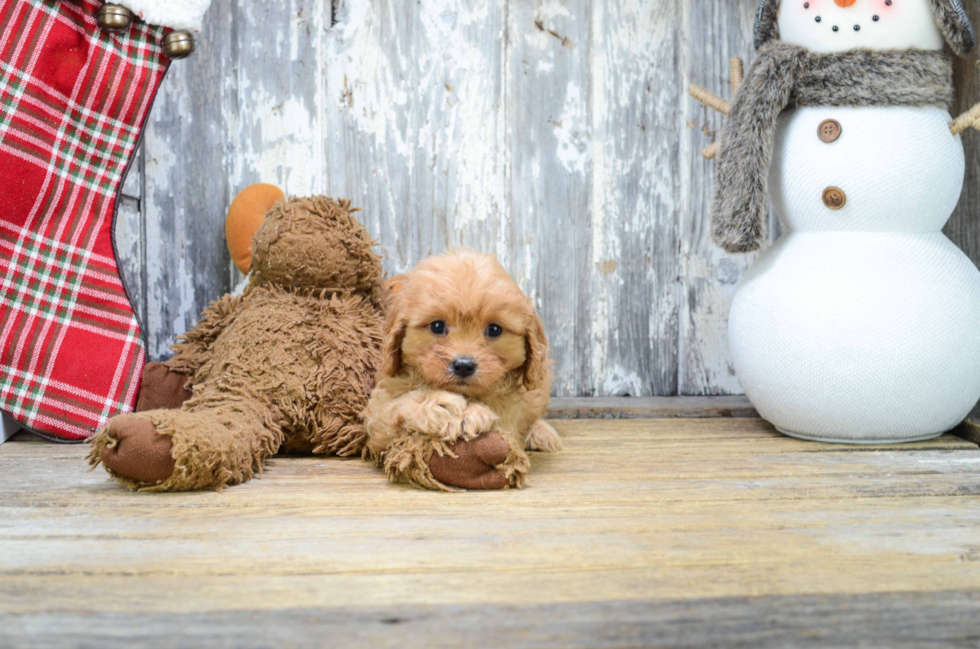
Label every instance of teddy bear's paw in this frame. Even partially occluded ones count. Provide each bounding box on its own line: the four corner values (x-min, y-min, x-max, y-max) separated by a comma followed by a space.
136, 362, 192, 412
444, 403, 499, 442
429, 432, 512, 490
525, 419, 563, 452
98, 414, 175, 485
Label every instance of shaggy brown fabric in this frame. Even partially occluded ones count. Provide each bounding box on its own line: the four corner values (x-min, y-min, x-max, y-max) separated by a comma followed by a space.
753, 0, 976, 56
88, 197, 386, 491
135, 362, 193, 412
713, 45, 954, 253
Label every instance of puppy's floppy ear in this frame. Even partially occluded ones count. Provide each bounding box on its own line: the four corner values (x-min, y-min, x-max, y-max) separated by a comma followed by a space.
522, 309, 551, 392
379, 293, 408, 378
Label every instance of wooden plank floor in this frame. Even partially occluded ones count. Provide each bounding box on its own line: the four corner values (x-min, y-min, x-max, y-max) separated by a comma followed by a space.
4, 417, 980, 647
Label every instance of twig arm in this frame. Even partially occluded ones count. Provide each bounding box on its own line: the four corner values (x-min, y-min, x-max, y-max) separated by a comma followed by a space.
689, 85, 730, 116
951, 101, 980, 135
730, 57, 744, 95
689, 56, 744, 160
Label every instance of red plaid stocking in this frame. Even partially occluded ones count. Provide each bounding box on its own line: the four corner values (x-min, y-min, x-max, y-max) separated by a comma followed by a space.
0, 0, 169, 440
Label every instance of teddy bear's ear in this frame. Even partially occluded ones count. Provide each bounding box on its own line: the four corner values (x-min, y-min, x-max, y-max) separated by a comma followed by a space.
384, 274, 407, 295
225, 184, 284, 274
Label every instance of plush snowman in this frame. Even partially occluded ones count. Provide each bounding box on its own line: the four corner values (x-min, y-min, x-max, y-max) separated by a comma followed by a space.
692, 0, 980, 442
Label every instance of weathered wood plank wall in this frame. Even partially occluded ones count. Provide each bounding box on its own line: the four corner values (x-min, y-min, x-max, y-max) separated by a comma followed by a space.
115, 0, 980, 398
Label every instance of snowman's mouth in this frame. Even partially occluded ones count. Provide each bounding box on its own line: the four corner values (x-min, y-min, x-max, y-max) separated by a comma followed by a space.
810, 9, 881, 35
814, 16, 876, 33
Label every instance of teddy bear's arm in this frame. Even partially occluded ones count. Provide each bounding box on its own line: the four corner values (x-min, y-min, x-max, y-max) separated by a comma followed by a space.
163, 293, 245, 377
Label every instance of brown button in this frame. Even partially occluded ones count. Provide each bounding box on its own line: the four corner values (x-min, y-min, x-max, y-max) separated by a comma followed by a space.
818, 119, 842, 143
822, 186, 847, 210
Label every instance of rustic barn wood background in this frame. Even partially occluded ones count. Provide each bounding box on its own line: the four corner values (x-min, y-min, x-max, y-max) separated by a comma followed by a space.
114, 0, 980, 398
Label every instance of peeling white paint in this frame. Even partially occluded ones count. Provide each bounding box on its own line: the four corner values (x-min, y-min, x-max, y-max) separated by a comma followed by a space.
589, 0, 611, 395
241, 92, 318, 196
554, 82, 590, 176
122, 0, 779, 397
602, 367, 645, 397
143, 80, 197, 359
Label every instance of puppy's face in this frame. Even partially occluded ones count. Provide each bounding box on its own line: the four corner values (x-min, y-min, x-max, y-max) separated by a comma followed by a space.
402, 309, 526, 397
382, 252, 548, 397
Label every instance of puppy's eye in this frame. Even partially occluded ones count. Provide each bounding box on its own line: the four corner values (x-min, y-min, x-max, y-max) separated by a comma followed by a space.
429, 321, 447, 335
486, 323, 503, 338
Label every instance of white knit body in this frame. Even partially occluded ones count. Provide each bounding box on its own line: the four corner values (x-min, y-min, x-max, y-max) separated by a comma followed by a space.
729, 105, 980, 442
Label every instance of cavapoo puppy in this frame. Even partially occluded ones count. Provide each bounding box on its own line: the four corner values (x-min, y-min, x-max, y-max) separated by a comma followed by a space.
363, 250, 562, 491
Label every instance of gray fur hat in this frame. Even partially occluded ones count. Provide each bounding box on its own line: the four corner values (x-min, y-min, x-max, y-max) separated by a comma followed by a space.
754, 0, 976, 56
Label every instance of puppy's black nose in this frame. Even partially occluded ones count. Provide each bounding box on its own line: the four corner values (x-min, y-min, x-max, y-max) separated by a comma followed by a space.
451, 358, 478, 378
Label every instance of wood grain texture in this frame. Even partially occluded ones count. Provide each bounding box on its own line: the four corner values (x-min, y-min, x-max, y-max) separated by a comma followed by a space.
589, 0, 682, 397
4, 418, 980, 645
115, 144, 145, 329
508, 0, 593, 396
547, 395, 757, 419
325, 0, 507, 265
115, 0, 980, 397
947, 2, 980, 263
6, 592, 980, 649
679, 1, 764, 396
140, 7, 236, 360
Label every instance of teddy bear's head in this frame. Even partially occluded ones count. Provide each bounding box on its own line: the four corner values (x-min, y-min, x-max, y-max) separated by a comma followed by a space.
249, 196, 382, 292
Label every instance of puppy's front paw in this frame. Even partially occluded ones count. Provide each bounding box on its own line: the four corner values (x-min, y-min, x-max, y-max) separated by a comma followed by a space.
525, 420, 563, 452
445, 403, 498, 442
429, 433, 513, 490
411, 391, 467, 434
429, 391, 468, 414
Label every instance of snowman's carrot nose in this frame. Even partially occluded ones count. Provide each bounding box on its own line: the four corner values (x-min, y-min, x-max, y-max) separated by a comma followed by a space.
834, 0, 858, 6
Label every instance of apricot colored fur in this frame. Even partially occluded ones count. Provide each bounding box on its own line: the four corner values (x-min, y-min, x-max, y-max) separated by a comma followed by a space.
363, 250, 561, 491
88, 197, 385, 491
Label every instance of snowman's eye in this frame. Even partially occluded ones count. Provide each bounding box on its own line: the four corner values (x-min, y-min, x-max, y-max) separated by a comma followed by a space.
874, 0, 894, 12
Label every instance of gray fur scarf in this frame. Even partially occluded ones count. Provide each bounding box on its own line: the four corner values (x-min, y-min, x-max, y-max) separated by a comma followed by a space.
712, 43, 953, 253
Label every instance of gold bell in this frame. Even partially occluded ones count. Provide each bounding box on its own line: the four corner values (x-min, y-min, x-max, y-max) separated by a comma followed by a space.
96, 3, 134, 33
162, 31, 195, 60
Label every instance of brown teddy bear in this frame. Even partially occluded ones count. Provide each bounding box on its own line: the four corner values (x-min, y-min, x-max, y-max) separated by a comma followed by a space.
87, 194, 385, 491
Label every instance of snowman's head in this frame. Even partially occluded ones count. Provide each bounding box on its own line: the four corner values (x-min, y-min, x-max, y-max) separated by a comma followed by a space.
755, 0, 976, 55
